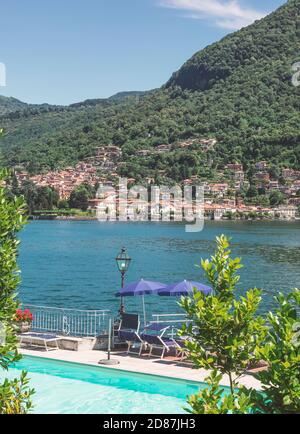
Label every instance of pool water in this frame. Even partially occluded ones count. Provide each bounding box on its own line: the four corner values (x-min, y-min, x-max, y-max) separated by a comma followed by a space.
1, 356, 206, 414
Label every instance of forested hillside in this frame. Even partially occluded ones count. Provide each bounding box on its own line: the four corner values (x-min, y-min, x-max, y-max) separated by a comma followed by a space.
0, 96, 29, 115
0, 0, 299, 179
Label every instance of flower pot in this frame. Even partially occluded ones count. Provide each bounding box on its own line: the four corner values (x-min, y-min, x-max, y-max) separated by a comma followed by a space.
15, 321, 32, 333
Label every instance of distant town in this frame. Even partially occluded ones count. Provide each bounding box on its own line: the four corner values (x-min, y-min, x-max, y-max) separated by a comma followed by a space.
13, 139, 300, 221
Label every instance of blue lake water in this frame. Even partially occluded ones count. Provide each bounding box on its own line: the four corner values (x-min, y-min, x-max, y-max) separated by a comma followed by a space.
18, 220, 300, 317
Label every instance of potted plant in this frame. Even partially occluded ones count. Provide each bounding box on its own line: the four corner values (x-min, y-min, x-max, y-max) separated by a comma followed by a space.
14, 309, 33, 333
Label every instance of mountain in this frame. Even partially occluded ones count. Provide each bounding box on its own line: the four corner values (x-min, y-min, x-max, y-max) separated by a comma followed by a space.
0, 96, 28, 115
68, 91, 149, 108
0, 96, 56, 116
108, 91, 150, 101
0, 0, 299, 180
166, 0, 299, 92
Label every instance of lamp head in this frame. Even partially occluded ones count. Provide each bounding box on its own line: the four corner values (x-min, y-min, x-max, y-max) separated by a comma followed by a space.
116, 247, 131, 273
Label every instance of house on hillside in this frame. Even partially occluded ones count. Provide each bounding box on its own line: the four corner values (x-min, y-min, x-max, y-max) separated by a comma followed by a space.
225, 163, 243, 172
255, 161, 268, 171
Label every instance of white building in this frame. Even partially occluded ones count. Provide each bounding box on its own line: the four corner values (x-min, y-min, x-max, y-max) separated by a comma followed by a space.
274, 205, 297, 220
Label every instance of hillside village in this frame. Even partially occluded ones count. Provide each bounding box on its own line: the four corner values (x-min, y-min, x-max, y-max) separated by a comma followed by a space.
14, 138, 300, 221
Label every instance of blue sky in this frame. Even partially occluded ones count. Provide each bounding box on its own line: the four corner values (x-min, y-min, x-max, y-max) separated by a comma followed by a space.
0, 0, 286, 105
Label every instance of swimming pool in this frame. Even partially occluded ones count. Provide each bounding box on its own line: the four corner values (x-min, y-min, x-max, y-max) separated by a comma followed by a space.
1, 356, 205, 414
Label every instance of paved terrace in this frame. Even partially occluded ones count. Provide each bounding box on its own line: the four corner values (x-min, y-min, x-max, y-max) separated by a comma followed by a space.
20, 347, 262, 391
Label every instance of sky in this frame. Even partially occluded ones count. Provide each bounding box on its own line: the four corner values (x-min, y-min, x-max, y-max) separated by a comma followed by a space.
0, 0, 286, 105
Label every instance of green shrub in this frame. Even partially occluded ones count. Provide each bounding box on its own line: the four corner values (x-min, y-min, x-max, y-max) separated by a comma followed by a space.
0, 147, 34, 414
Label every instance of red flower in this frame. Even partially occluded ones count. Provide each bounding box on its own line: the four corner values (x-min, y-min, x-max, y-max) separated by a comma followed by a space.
15, 308, 33, 323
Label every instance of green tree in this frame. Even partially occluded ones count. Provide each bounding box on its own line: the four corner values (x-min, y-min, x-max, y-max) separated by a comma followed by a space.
253, 290, 300, 414
16, 181, 39, 214
12, 180, 59, 213
58, 199, 69, 209
186, 371, 254, 414
35, 186, 59, 210
180, 235, 267, 413
246, 185, 258, 198
181, 235, 300, 414
0, 166, 34, 413
69, 184, 92, 211
269, 190, 285, 207
70, 190, 89, 211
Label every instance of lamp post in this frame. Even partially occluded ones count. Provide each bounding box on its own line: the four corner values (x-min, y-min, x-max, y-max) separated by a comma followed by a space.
116, 247, 131, 316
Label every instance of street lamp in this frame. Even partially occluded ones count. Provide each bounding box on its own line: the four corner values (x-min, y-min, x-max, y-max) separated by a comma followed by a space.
116, 247, 131, 315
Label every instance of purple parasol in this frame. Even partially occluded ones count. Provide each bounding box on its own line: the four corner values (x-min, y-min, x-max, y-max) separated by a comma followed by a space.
157, 280, 212, 297
116, 279, 167, 297
116, 279, 167, 325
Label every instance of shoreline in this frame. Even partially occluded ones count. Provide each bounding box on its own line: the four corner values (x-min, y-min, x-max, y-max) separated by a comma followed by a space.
29, 215, 300, 223
30, 215, 97, 221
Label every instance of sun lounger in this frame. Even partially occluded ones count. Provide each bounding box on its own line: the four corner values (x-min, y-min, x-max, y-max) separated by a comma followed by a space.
118, 329, 146, 355
117, 313, 147, 355
119, 313, 140, 331
173, 338, 189, 361
18, 332, 62, 351
140, 323, 177, 359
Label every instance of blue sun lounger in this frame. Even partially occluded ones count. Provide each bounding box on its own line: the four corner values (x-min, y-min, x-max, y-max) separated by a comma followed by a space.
118, 329, 145, 355
117, 313, 146, 355
140, 323, 177, 359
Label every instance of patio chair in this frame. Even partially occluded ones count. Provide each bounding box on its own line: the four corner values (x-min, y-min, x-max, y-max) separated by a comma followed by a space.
140, 323, 177, 359
173, 337, 189, 361
119, 313, 140, 332
18, 332, 62, 351
172, 327, 198, 361
173, 327, 213, 363
117, 313, 146, 355
118, 329, 145, 356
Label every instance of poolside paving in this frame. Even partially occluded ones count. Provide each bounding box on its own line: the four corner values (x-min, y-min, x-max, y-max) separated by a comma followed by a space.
20, 347, 262, 390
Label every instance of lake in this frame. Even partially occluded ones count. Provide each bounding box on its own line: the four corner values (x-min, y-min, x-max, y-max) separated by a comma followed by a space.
18, 220, 300, 318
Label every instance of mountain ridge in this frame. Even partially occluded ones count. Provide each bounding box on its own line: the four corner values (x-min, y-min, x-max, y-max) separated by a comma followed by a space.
166, 0, 298, 91
0, 0, 299, 179
0, 90, 150, 112
0, 96, 29, 115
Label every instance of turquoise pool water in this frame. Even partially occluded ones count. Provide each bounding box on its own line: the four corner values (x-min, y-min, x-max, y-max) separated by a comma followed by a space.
2, 356, 204, 414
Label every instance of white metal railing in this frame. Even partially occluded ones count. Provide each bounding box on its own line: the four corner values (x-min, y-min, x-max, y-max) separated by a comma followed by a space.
151, 313, 193, 337
152, 313, 192, 324
22, 305, 112, 337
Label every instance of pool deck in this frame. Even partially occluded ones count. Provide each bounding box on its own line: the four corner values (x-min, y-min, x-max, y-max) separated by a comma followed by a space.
20, 347, 262, 390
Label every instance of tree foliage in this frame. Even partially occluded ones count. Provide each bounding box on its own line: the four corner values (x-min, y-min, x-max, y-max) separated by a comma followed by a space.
14, 181, 59, 214
69, 183, 95, 211
0, 371, 33, 414
269, 190, 285, 206
254, 290, 300, 414
181, 235, 300, 414
0, 131, 34, 413
180, 235, 267, 413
